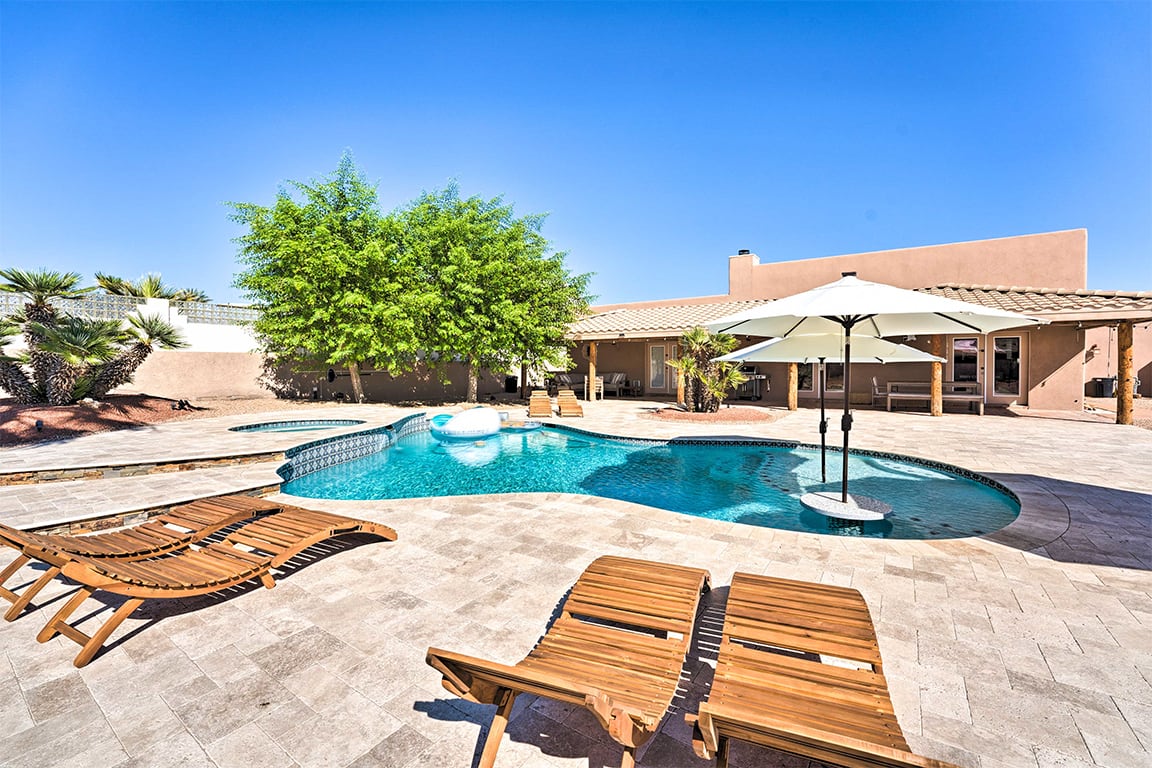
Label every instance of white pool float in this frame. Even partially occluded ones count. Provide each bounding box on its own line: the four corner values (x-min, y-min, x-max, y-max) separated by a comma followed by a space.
428, 408, 502, 441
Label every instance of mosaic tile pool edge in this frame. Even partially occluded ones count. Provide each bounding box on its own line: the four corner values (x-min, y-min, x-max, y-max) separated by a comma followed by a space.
277, 413, 428, 482
230, 419, 366, 433
276, 415, 1018, 509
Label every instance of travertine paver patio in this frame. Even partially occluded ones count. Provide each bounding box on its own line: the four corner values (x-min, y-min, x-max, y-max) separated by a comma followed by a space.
0, 399, 1149, 767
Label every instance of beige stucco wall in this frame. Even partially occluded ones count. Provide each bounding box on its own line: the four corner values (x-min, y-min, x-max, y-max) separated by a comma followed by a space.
1084, 323, 1152, 397
119, 350, 271, 400
267, 361, 508, 403
118, 351, 512, 403
729, 229, 1088, 299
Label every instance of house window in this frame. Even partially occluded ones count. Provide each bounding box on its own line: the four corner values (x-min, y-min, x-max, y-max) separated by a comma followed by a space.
994, 337, 1021, 396
824, 363, 844, 391
649, 345, 666, 390
798, 363, 814, 392
952, 338, 979, 382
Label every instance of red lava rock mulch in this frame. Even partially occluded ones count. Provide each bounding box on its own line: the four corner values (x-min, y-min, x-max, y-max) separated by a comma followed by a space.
0, 395, 193, 447
640, 406, 782, 424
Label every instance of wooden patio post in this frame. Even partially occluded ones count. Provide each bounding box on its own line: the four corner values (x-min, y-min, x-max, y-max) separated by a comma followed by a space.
1117, 321, 1134, 425
787, 363, 798, 411
587, 342, 598, 400
930, 335, 944, 417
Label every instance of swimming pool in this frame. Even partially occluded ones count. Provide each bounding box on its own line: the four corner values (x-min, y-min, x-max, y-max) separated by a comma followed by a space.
230, 419, 366, 434
282, 425, 1019, 539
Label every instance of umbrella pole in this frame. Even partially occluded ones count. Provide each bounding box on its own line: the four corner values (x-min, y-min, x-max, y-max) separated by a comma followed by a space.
818, 356, 827, 483
841, 326, 853, 503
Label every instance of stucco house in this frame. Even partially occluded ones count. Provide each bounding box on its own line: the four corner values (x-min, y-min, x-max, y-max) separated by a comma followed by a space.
566, 229, 1152, 412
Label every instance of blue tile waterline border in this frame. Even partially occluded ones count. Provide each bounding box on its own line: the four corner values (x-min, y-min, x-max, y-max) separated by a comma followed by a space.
276, 414, 1019, 510
229, 419, 366, 433
276, 413, 427, 482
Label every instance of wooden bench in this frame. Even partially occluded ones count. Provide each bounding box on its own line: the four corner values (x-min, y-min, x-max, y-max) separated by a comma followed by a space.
886, 382, 984, 415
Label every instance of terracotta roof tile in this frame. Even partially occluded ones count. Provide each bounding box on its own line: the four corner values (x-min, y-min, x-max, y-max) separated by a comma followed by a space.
570, 285, 1152, 338
569, 299, 773, 338
918, 285, 1152, 315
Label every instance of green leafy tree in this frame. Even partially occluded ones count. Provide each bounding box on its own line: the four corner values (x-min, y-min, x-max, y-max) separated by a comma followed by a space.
87, 314, 188, 399
0, 268, 93, 394
96, 272, 210, 302
397, 185, 590, 402
668, 326, 745, 412
231, 153, 424, 403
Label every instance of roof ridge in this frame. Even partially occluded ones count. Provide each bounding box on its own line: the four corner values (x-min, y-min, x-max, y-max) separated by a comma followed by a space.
925, 283, 1152, 299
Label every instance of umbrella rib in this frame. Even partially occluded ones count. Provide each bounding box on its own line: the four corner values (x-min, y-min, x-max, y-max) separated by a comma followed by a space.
937, 312, 983, 333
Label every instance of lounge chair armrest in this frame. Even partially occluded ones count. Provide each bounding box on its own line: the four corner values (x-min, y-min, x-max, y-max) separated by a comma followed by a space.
585, 691, 654, 748
697, 702, 961, 768
684, 711, 721, 760
426, 647, 590, 708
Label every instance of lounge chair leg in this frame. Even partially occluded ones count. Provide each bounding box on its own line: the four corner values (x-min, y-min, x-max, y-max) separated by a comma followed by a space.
620, 746, 636, 768
3, 565, 62, 621
477, 688, 517, 768
72, 597, 143, 668
36, 586, 93, 642
716, 736, 730, 768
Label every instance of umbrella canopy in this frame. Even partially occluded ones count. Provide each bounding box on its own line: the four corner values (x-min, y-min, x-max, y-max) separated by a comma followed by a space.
715, 334, 945, 365
715, 333, 944, 485
704, 273, 1041, 511
705, 273, 1041, 338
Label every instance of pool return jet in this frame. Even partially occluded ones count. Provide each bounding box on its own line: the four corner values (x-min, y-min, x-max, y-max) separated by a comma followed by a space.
707, 272, 1040, 520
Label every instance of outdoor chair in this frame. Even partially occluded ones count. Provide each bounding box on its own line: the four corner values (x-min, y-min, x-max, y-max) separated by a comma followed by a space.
603, 372, 628, 397
556, 388, 584, 417
25, 503, 396, 667
427, 555, 711, 768
686, 571, 960, 768
0, 494, 282, 621
871, 376, 887, 407
528, 390, 553, 418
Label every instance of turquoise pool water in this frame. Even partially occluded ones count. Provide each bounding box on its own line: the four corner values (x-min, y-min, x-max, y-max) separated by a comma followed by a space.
283, 427, 1019, 539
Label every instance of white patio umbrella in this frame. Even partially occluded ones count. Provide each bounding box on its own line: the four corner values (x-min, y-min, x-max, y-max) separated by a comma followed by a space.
706, 272, 1041, 509
716, 334, 945, 482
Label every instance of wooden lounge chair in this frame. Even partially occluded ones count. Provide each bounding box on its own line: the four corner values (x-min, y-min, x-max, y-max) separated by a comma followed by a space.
528, 391, 553, 418
556, 388, 584, 417
427, 555, 710, 768
0, 494, 282, 621
686, 572, 960, 768
30, 504, 396, 667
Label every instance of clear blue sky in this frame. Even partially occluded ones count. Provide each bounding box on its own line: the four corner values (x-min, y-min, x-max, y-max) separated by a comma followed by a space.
2, 1, 1149, 305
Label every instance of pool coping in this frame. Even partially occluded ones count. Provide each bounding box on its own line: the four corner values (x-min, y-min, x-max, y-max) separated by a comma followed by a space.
276, 416, 1065, 552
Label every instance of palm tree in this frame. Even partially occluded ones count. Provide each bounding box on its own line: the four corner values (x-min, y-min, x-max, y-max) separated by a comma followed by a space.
0, 268, 93, 393
0, 321, 37, 403
31, 317, 123, 404
95, 272, 210, 302
86, 314, 187, 399
669, 326, 744, 412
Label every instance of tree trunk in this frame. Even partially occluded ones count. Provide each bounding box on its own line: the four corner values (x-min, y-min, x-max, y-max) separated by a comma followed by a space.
347, 362, 365, 403
0, 361, 38, 403
23, 302, 55, 396
467, 362, 479, 403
